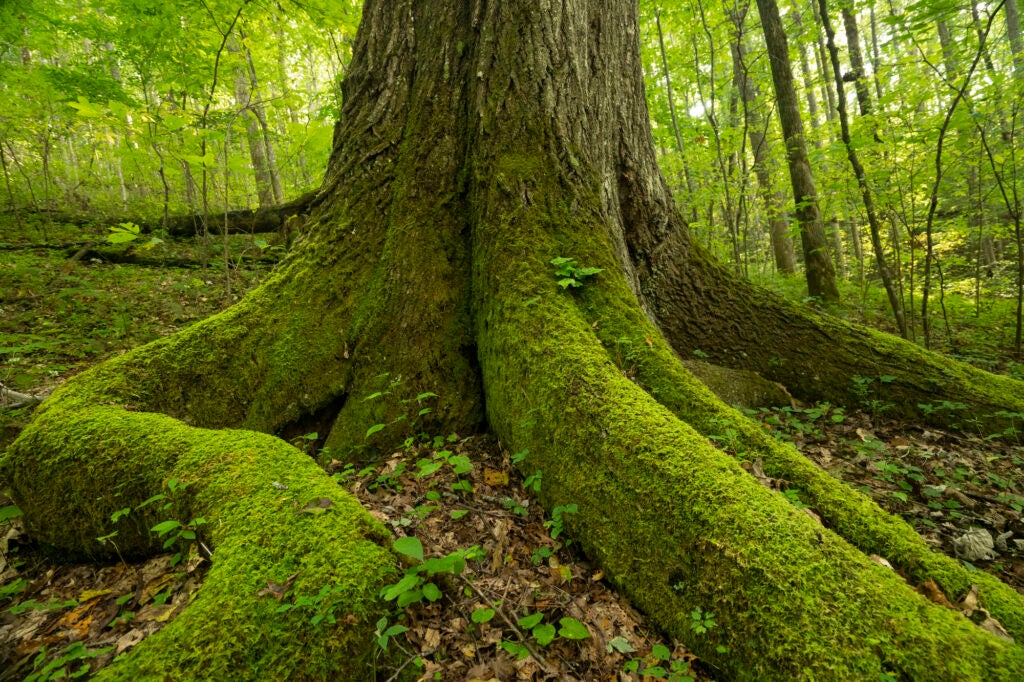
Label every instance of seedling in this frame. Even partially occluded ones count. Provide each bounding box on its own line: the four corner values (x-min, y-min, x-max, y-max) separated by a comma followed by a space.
550, 256, 603, 288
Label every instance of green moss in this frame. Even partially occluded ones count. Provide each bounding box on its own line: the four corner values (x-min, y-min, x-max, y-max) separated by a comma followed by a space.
3, 396, 396, 680
469, 148, 1024, 679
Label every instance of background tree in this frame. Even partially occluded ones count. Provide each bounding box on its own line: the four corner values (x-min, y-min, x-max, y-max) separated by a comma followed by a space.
755, 0, 840, 300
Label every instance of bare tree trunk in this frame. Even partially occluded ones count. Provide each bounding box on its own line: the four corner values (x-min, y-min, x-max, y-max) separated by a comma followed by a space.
730, 6, 796, 274
654, 9, 697, 203
756, 0, 839, 301
229, 37, 276, 208
242, 35, 284, 204
1008, 0, 1024, 77
818, 0, 907, 336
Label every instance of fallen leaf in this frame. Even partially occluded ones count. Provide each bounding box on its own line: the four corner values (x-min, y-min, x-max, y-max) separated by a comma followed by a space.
977, 614, 1014, 642
79, 589, 112, 602
917, 579, 954, 608
482, 468, 508, 486
115, 628, 146, 654
58, 604, 94, 637
959, 584, 981, 613
855, 428, 875, 442
257, 573, 298, 600
296, 497, 334, 515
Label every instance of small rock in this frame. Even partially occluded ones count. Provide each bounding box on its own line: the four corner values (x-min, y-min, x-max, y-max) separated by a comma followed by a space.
995, 531, 1014, 553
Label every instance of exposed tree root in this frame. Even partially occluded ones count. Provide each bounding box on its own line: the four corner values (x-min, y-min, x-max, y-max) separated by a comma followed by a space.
6, 399, 395, 680
639, 234, 1024, 431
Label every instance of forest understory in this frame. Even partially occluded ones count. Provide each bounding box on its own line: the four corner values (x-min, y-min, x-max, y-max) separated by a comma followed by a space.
3, 216, 1024, 680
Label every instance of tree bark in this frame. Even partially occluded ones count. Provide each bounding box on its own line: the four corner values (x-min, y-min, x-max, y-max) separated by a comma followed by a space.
755, 0, 840, 301
729, 7, 796, 274
5, 1, 1024, 679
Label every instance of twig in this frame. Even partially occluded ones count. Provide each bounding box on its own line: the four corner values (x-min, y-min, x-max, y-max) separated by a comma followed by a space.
384, 652, 421, 682
459, 574, 551, 672
0, 383, 46, 409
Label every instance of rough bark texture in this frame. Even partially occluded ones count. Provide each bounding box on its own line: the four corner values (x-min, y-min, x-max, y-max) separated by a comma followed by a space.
5, 1, 1024, 680
754, 0, 840, 301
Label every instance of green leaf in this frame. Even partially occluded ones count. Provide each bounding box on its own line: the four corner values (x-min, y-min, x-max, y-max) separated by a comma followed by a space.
558, 617, 590, 639
607, 636, 635, 654
573, 267, 603, 278
500, 641, 531, 660
472, 608, 496, 623
150, 520, 181, 536
557, 278, 578, 289
449, 455, 473, 475
422, 582, 443, 601
517, 612, 544, 629
382, 573, 420, 601
532, 622, 557, 646
396, 588, 423, 607
651, 644, 671, 660
107, 222, 141, 244
450, 509, 469, 519
416, 392, 438, 401
0, 505, 23, 522
365, 423, 386, 439
393, 536, 424, 562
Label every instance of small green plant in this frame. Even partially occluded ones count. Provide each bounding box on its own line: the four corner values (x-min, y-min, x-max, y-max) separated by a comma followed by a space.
852, 375, 894, 421
550, 256, 603, 289
623, 643, 694, 681
276, 583, 351, 625
503, 497, 529, 516
373, 617, 409, 651
102, 478, 204, 566
781, 489, 807, 510
106, 221, 163, 250
544, 503, 578, 541
531, 546, 553, 565
380, 537, 484, 608
499, 612, 589, 659
23, 642, 113, 682
9, 597, 79, 615
524, 469, 542, 493
690, 606, 716, 634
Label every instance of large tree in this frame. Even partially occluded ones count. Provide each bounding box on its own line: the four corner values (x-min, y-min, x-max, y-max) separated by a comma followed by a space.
5, 0, 1024, 679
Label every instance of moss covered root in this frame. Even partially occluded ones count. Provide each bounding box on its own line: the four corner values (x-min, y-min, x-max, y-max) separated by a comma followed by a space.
470, 150, 1024, 680
2, 382, 396, 680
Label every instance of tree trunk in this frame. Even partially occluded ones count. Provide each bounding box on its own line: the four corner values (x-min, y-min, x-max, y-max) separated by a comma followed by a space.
242, 34, 285, 204
755, 0, 840, 301
6, 1, 1024, 680
1008, 0, 1024, 77
819, 0, 909, 337
230, 37, 277, 208
729, 7, 796, 275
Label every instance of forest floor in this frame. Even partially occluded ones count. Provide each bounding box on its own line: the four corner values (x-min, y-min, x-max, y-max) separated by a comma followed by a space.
2, 217, 1023, 680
